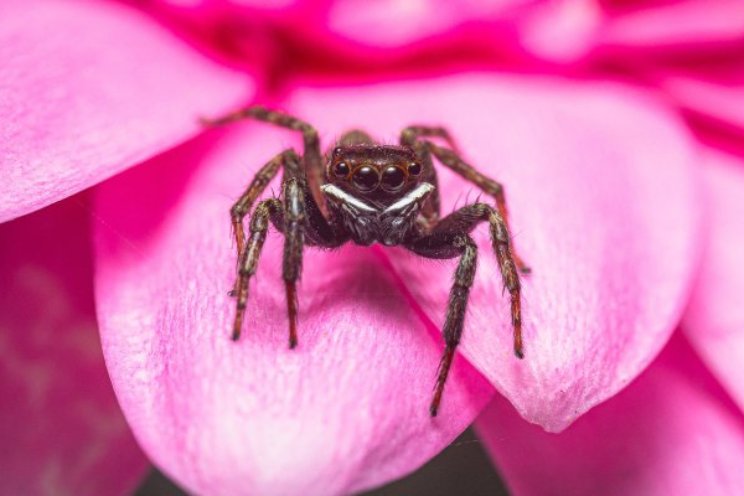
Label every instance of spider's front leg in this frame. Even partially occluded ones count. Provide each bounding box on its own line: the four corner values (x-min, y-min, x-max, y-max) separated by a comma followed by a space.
407, 202, 524, 415
229, 150, 296, 275
401, 126, 530, 274
202, 106, 326, 213
233, 198, 281, 340
280, 173, 306, 349
407, 231, 478, 417
231, 149, 309, 348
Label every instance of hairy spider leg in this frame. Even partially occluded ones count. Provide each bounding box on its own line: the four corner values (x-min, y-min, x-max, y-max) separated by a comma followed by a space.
281, 172, 306, 348
396, 130, 443, 228
401, 125, 460, 152
202, 105, 327, 215
230, 148, 328, 348
229, 150, 297, 280
400, 129, 530, 274
406, 202, 524, 415
234, 199, 281, 340
266, 175, 349, 347
405, 227, 478, 417
228, 147, 346, 346
336, 129, 375, 146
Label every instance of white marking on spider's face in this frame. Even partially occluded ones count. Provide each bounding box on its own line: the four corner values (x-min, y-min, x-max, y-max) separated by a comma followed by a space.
320, 184, 377, 214
321, 182, 436, 246
383, 183, 435, 216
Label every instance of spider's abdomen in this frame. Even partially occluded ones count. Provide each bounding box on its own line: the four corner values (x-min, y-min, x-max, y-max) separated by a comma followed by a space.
321, 183, 435, 247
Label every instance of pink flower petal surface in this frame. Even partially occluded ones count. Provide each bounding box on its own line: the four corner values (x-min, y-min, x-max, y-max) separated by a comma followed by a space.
0, 197, 148, 495
93, 73, 700, 492
663, 74, 744, 132
682, 149, 744, 413
0, 0, 251, 223
93, 128, 494, 495
284, 74, 700, 432
518, 0, 602, 62
327, 0, 530, 47
600, 0, 744, 49
476, 333, 744, 496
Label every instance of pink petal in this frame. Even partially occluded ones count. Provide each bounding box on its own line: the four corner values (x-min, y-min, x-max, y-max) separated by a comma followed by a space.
663, 74, 744, 132
0, 197, 148, 495
284, 74, 701, 432
476, 333, 744, 496
328, 0, 603, 63
327, 0, 530, 48
682, 149, 744, 413
93, 128, 494, 495
600, 0, 744, 49
0, 0, 251, 223
518, 0, 602, 62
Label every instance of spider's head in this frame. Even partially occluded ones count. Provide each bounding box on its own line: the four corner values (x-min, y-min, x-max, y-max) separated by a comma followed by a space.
326, 145, 423, 198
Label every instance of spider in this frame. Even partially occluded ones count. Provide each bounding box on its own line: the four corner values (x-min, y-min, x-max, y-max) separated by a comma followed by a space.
202, 106, 530, 416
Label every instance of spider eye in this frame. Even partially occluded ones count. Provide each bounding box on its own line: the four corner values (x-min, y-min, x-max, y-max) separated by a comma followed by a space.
333, 162, 350, 177
381, 166, 406, 192
352, 166, 380, 192
407, 162, 422, 176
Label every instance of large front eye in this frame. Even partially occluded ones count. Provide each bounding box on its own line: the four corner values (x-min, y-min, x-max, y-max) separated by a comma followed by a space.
381, 166, 406, 192
352, 166, 380, 192
333, 161, 350, 177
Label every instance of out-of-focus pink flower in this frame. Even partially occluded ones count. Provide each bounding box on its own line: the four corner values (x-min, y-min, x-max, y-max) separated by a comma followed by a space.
2, 0, 744, 494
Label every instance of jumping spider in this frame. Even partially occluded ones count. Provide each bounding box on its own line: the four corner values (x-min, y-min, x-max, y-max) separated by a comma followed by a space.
203, 106, 530, 416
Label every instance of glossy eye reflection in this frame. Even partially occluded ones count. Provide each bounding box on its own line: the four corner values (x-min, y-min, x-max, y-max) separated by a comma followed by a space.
408, 161, 422, 176
333, 161, 350, 177
381, 166, 406, 192
352, 166, 380, 192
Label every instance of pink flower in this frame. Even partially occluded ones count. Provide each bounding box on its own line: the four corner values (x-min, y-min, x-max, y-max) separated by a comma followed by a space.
2, 0, 743, 494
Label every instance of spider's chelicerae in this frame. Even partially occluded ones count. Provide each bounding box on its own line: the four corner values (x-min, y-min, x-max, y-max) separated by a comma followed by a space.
203, 106, 531, 416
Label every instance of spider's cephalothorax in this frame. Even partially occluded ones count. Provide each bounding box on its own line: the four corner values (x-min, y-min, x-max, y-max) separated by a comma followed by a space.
322, 144, 433, 246
203, 106, 531, 417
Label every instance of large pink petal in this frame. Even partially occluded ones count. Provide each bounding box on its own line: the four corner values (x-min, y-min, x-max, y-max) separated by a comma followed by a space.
292, 75, 702, 430
93, 73, 699, 492
328, 0, 602, 63
682, 149, 744, 413
0, 0, 251, 223
476, 334, 744, 495
326, 0, 531, 48
93, 128, 493, 495
281, 74, 701, 432
0, 197, 148, 495
599, 0, 744, 50
663, 73, 744, 133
